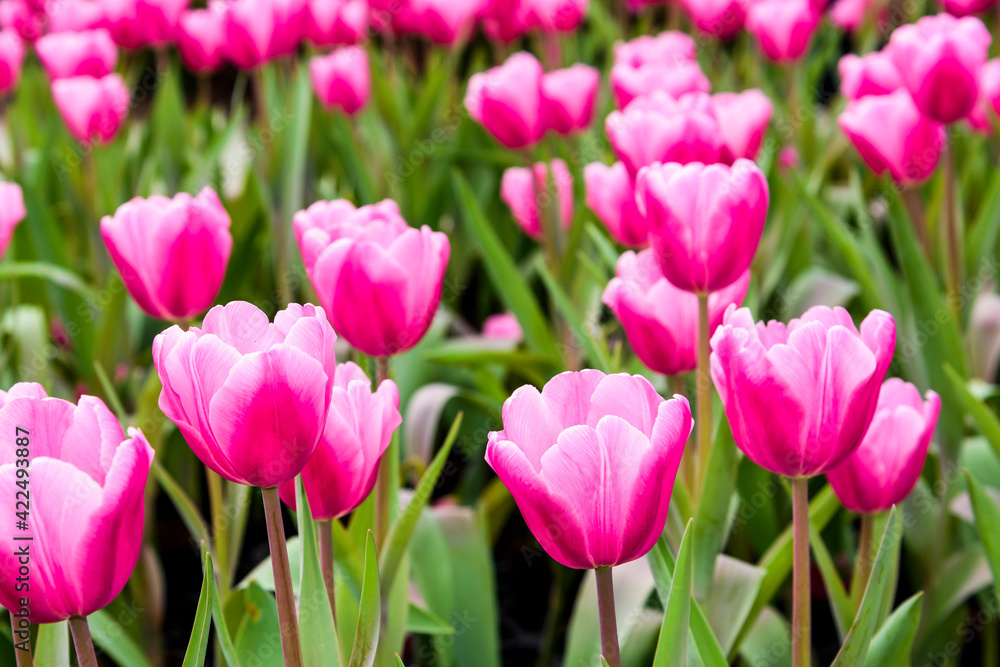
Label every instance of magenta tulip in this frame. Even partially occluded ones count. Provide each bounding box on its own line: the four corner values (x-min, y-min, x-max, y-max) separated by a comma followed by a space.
177, 7, 227, 72
306, 0, 368, 45
0, 31, 23, 94
501, 159, 573, 240
940, 0, 998, 16
604, 249, 749, 375
827, 379, 940, 514
483, 312, 523, 341
222, 0, 274, 69
294, 199, 450, 357
888, 14, 991, 123
154, 301, 337, 487
638, 159, 769, 293
839, 89, 945, 185
35, 28, 117, 80
269, 0, 309, 57
526, 0, 587, 32
278, 362, 400, 519
485, 370, 691, 569
0, 181, 25, 259
0, 1, 43, 42
610, 33, 707, 108
48, 0, 107, 32
584, 161, 648, 248
541, 64, 599, 135
393, 0, 484, 44
680, 0, 745, 39
613, 30, 696, 68
100, 188, 233, 322
745, 0, 820, 63
481, 0, 586, 40
711, 305, 896, 478
969, 59, 1000, 132
103, 0, 188, 48
0, 384, 153, 623
310, 47, 369, 115
712, 89, 773, 163
838, 51, 902, 100
830, 0, 876, 32
51, 73, 130, 144
465, 51, 544, 149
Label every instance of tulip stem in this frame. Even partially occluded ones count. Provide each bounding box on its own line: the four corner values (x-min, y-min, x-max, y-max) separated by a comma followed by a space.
318, 519, 337, 626
261, 486, 304, 667
695, 292, 712, 500
792, 477, 811, 667
207, 469, 230, 595
944, 144, 961, 317
853, 513, 875, 610
902, 189, 931, 264
69, 616, 98, 667
595, 566, 621, 667
374, 357, 392, 548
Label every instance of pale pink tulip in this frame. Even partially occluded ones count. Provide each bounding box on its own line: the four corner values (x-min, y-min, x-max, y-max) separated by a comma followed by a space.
541, 64, 599, 135
745, 0, 820, 63
177, 7, 227, 72
310, 47, 369, 115
0, 182, 25, 259
500, 159, 573, 240
35, 28, 117, 79
584, 161, 648, 248
838, 51, 903, 100
51, 73, 130, 144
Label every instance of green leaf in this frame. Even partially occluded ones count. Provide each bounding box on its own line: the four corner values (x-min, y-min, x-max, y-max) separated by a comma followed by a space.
394, 655, 405, 667
296, 475, 341, 666
280, 65, 313, 226
349, 531, 381, 667
863, 592, 924, 667
231, 583, 282, 667
34, 622, 69, 667
198, 543, 242, 667
182, 551, 215, 667
151, 459, 212, 549
452, 170, 560, 360
601, 659, 611, 667
653, 520, 693, 666
88, 609, 156, 667
407, 604, 454, 635
946, 365, 1000, 462
0, 261, 98, 302
701, 555, 765, 654
966, 165, 1000, 272
808, 522, 852, 640
694, 421, 739, 599
537, 261, 611, 372
831, 507, 903, 666
965, 470, 1000, 600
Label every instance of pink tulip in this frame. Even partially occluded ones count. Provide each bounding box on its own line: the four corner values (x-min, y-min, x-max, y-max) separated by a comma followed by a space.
711, 305, 896, 478
541, 64, 599, 135
100, 188, 233, 322
0, 1, 45, 41
606, 91, 721, 177
35, 29, 117, 80
177, 7, 227, 72
51, 73, 130, 144
269, 0, 309, 56
604, 249, 750, 375
483, 312, 523, 341
222, 0, 274, 69
154, 301, 337, 487
0, 182, 25, 259
888, 14, 991, 123
0, 384, 153, 623
465, 51, 544, 149
680, 0, 746, 39
481, 0, 586, 39
48, 0, 107, 33
638, 159, 768, 293
584, 161, 647, 248
613, 31, 697, 68
0, 31, 23, 94
526, 0, 587, 32
102, 0, 189, 48
310, 47, 369, 115
485, 370, 691, 569
501, 159, 573, 240
610, 59, 710, 109
830, 0, 876, 32
968, 59, 1000, 132
393, 0, 484, 44
745, 0, 820, 63
306, 0, 368, 45
779, 145, 799, 171
827, 379, 939, 513
839, 89, 945, 185
712, 89, 772, 163
939, 0, 997, 17
838, 51, 902, 100
278, 362, 400, 519
294, 199, 450, 357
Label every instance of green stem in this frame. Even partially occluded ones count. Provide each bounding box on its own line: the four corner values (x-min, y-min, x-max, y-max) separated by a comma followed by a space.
261, 486, 304, 667
69, 616, 98, 667
374, 356, 392, 548
944, 143, 962, 317
792, 478, 811, 667
206, 469, 230, 595
319, 518, 337, 626
10, 610, 30, 667
595, 566, 621, 667
852, 513, 875, 609
695, 292, 712, 500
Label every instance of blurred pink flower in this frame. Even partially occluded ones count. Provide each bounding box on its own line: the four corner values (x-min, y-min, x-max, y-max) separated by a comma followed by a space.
465, 51, 545, 149
393, 0, 484, 44
35, 28, 117, 79
680, 0, 746, 39
838, 51, 902, 100
269, 0, 309, 56
939, 0, 998, 17
0, 30, 24, 94
51, 73, 130, 144
310, 47, 370, 115
501, 159, 573, 240
177, 7, 227, 72
483, 312, 523, 341
0, 182, 25, 259
745, 0, 820, 63
610, 31, 707, 108
48, 0, 108, 33
222, 0, 274, 69
967, 59, 1000, 132
584, 161, 647, 248
306, 0, 368, 45
541, 63, 600, 135
102, 0, 189, 48
712, 88, 773, 163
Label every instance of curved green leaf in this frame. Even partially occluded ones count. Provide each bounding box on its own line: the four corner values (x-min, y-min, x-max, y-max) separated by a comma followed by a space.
34, 622, 69, 667
88, 609, 155, 667
182, 551, 215, 667
348, 531, 381, 667
653, 520, 693, 666
296, 475, 341, 666
863, 592, 924, 667
965, 470, 1000, 600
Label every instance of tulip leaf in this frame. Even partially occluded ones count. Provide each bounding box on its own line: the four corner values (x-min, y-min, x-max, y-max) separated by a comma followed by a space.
280, 65, 313, 227
0, 261, 99, 302
537, 261, 612, 372
197, 542, 242, 667
34, 621, 69, 667
966, 165, 1000, 272
946, 365, 1000, 463
88, 609, 156, 667
601, 659, 611, 667
863, 592, 924, 667
694, 421, 739, 599
831, 506, 903, 666
182, 551, 215, 667
808, 522, 852, 641
452, 169, 560, 360
653, 519, 693, 666
394, 655, 406, 667
348, 531, 381, 667
701, 555, 765, 654
406, 604, 455, 635
327, 112, 377, 205
380, 412, 463, 600
151, 459, 212, 550
296, 475, 341, 666
230, 583, 282, 667
964, 470, 1000, 600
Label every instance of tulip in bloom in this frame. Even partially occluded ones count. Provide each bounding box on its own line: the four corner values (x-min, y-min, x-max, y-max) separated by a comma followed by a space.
745, 0, 820, 63
584, 161, 648, 248
51, 73, 130, 144
0, 1, 44, 42
295, 199, 450, 357
48, 0, 107, 32
839, 89, 945, 185
610, 32, 707, 108
638, 159, 769, 293
465, 51, 544, 149
177, 7, 227, 72
269, 0, 309, 57
154, 301, 337, 487
830, 0, 877, 32
278, 362, 401, 519
888, 13, 991, 123
541, 64, 599, 135
103, 0, 189, 48
604, 249, 750, 375
680, 0, 746, 39
306, 0, 368, 45
0, 384, 153, 623
0, 181, 25, 259
712, 89, 772, 163
222, 0, 274, 69
393, 0, 485, 45
35, 28, 117, 80
310, 47, 369, 115
485, 370, 691, 569
483, 312, 523, 341
711, 305, 896, 478
838, 51, 902, 100
614, 30, 696, 68
827, 379, 940, 514
481, 0, 587, 40
968, 59, 1000, 132
939, 0, 997, 18
0, 31, 23, 94
101, 188, 233, 322
501, 159, 573, 240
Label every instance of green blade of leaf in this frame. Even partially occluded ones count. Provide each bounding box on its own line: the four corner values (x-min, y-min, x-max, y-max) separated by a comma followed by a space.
537, 261, 611, 372
197, 542, 242, 667
406, 603, 455, 635
151, 459, 212, 549
34, 621, 69, 667
653, 519, 693, 666
694, 421, 739, 600
394, 655, 405, 667
182, 551, 215, 667
965, 470, 1000, 600
863, 592, 924, 667
349, 531, 381, 667
0, 261, 99, 302
966, 166, 1000, 272
946, 365, 1000, 462
88, 609, 156, 667
296, 475, 341, 666
808, 522, 852, 641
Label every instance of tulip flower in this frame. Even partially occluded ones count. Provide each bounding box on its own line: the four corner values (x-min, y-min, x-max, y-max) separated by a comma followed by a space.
103, 0, 189, 48
393, 0, 484, 44
939, 0, 997, 18
827, 379, 940, 515
838, 51, 903, 100
177, 7, 227, 72
527, 0, 587, 32
829, 0, 877, 32
0, 1, 43, 42
222, 0, 274, 69
483, 312, 523, 341
0, 384, 153, 627
604, 249, 750, 375
500, 159, 573, 241
745, 0, 820, 63
269, 0, 309, 56
610, 32, 706, 108
294, 198, 450, 357
48, 0, 107, 32
465, 51, 544, 149
614, 30, 697, 68
100, 188, 233, 322
584, 161, 648, 248
712, 89, 773, 163
680, 0, 746, 39
35, 28, 117, 80
968, 59, 1000, 132
306, 0, 368, 45
839, 89, 945, 185
481, 0, 587, 40
888, 14, 991, 123
541, 64, 599, 135
310, 47, 370, 115
0, 31, 23, 95
51, 73, 130, 144
0, 181, 25, 259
